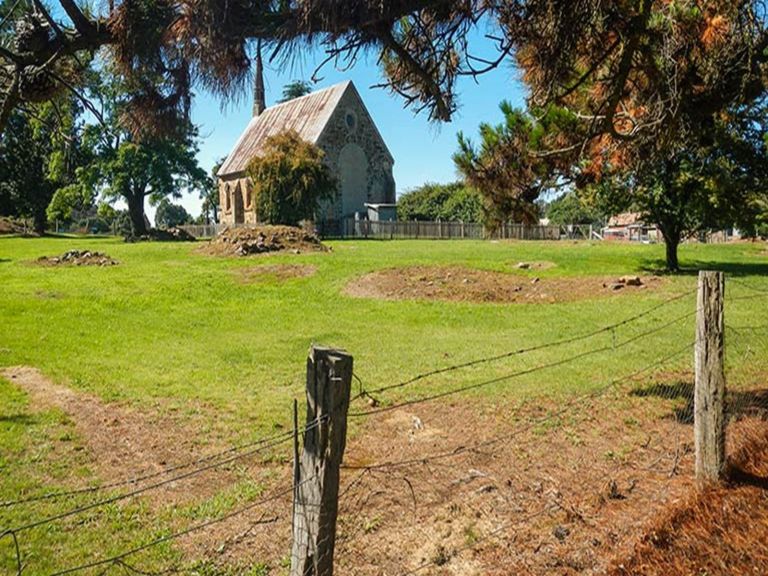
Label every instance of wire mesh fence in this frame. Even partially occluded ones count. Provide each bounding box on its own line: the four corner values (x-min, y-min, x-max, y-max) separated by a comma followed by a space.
1, 275, 766, 576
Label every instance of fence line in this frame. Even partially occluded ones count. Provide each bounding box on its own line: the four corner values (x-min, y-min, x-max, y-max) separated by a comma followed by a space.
352, 287, 696, 401
176, 220, 591, 241
4, 273, 765, 576
350, 308, 697, 417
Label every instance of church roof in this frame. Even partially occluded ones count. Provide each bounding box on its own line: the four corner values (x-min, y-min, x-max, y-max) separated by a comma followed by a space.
218, 81, 353, 177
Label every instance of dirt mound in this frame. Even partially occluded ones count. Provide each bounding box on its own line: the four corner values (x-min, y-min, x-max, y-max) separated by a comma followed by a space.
236, 264, 318, 284
125, 227, 196, 242
344, 266, 660, 304
35, 250, 118, 267
203, 225, 329, 257
0, 217, 21, 235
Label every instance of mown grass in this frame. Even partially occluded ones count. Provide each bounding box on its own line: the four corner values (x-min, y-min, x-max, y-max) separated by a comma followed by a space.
0, 235, 767, 574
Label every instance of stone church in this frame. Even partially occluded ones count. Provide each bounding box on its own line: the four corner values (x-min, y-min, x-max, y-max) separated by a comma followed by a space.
217, 80, 396, 225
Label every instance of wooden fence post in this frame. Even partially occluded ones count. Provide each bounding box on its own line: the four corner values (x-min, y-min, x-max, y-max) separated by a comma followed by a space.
694, 270, 726, 485
290, 346, 353, 576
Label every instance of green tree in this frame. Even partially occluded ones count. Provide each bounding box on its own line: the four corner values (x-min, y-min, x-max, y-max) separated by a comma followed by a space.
397, 182, 483, 222
279, 81, 312, 103
46, 182, 96, 224
246, 131, 336, 226
588, 110, 768, 270
545, 192, 604, 226
200, 158, 223, 224
453, 102, 577, 229
0, 97, 81, 233
71, 71, 209, 236
154, 198, 192, 228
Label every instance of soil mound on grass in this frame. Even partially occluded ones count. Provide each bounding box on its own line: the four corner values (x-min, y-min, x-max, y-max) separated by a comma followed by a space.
35, 250, 118, 267
125, 227, 196, 242
236, 263, 318, 284
0, 217, 27, 235
203, 225, 329, 257
344, 265, 660, 304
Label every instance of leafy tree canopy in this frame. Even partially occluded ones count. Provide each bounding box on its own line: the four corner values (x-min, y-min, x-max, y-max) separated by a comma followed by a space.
453, 102, 578, 229
397, 181, 483, 223
279, 81, 312, 103
69, 70, 209, 235
246, 131, 336, 226
586, 102, 768, 269
0, 94, 82, 232
544, 192, 605, 227
3, 0, 766, 150
154, 197, 193, 228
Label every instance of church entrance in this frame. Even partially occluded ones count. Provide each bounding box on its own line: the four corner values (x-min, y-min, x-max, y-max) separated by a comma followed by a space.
339, 144, 368, 217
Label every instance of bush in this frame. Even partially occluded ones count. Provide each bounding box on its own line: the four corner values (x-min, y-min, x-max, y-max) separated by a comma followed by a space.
247, 131, 336, 226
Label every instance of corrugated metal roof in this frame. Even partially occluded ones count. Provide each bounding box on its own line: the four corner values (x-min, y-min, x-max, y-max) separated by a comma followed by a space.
608, 211, 644, 227
218, 81, 351, 177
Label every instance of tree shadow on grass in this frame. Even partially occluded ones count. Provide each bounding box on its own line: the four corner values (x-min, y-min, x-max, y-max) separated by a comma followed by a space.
631, 378, 768, 424
639, 257, 768, 277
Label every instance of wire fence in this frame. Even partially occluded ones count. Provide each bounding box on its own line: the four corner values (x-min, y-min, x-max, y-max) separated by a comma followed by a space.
1, 277, 766, 575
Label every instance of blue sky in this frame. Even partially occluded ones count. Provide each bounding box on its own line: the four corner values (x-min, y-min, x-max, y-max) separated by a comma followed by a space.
175, 33, 528, 218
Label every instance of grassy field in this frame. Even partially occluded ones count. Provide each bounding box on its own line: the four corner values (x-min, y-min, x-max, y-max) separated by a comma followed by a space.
1, 235, 767, 574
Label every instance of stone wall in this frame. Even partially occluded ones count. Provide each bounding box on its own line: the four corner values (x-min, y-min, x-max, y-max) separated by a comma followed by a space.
219, 84, 395, 225
316, 87, 395, 221
219, 177, 257, 225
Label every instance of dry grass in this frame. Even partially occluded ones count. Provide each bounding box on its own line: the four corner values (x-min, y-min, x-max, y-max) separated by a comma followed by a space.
607, 417, 768, 576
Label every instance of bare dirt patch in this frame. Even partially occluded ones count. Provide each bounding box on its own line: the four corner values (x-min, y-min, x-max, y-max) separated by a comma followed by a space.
236, 263, 318, 284
1, 366, 231, 506
199, 374, 705, 575
34, 250, 118, 267
344, 266, 661, 304
201, 225, 329, 257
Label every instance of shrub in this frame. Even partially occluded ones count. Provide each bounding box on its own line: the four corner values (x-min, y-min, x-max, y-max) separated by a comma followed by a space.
246, 131, 336, 226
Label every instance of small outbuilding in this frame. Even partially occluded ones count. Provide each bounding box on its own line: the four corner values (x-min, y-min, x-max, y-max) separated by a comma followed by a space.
217, 81, 396, 227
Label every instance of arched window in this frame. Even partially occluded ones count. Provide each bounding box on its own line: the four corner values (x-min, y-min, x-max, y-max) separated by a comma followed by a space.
244, 181, 252, 209
224, 183, 231, 212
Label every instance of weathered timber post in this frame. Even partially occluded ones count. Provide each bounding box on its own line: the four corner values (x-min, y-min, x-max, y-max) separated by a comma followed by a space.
694, 270, 726, 485
290, 346, 353, 576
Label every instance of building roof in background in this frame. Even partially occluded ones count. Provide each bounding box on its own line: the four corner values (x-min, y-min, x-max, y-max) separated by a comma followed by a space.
607, 212, 644, 228
218, 81, 352, 177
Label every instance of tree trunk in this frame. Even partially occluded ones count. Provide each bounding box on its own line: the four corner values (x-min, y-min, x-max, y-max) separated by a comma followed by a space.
32, 208, 47, 235
127, 194, 148, 236
661, 228, 681, 272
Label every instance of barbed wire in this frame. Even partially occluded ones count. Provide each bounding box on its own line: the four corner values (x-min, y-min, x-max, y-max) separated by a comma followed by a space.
0, 425, 304, 508
343, 340, 694, 472
43, 477, 307, 576
351, 288, 696, 401
349, 310, 695, 418
4, 416, 326, 534
5, 279, 759, 575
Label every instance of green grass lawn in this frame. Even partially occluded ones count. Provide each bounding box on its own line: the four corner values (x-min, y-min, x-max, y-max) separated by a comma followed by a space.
1, 235, 767, 574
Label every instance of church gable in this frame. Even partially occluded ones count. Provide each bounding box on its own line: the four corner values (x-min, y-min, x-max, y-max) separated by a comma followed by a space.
315, 84, 396, 220
218, 80, 395, 225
